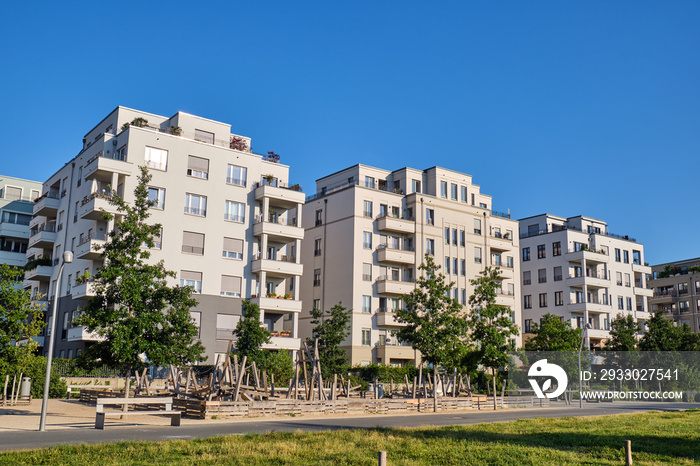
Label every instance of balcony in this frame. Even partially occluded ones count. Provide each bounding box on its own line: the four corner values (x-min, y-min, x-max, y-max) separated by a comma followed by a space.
263, 335, 302, 351
24, 265, 53, 282
377, 246, 415, 265
66, 326, 102, 342
632, 263, 651, 274
587, 328, 609, 341
376, 310, 406, 327
488, 234, 514, 252
254, 183, 305, 209
73, 281, 98, 300
28, 225, 57, 249
253, 217, 304, 242
0, 221, 30, 240
633, 287, 654, 298
568, 301, 611, 313
376, 215, 415, 234
565, 249, 608, 264
566, 272, 609, 289
33, 194, 60, 217
79, 194, 119, 221
74, 236, 106, 260
495, 294, 516, 307
376, 344, 416, 364
250, 296, 302, 313
0, 250, 29, 268
494, 265, 514, 280
83, 152, 132, 180
251, 255, 303, 278
376, 277, 415, 295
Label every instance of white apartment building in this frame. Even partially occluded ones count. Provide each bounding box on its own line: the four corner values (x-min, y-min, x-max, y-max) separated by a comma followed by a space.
25, 106, 305, 363
300, 165, 521, 366
0, 176, 42, 268
649, 258, 700, 333
518, 214, 653, 348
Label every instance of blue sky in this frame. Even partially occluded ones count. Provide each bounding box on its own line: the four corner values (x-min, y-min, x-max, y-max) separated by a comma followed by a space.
1, 1, 698, 264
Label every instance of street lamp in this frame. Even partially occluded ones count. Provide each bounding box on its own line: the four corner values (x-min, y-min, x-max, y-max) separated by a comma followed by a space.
39, 250, 73, 432
578, 322, 592, 408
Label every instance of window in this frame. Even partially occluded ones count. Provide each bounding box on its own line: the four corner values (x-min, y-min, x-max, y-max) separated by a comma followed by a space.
365, 177, 375, 189
473, 218, 481, 235
522, 247, 531, 261
426, 209, 434, 225
474, 246, 482, 264
363, 232, 372, 249
4, 186, 22, 200
537, 244, 546, 259
460, 186, 467, 202
115, 145, 127, 161
227, 165, 247, 186
313, 299, 320, 310
679, 301, 689, 313
0, 238, 27, 254
182, 231, 204, 255
523, 271, 531, 285
615, 248, 621, 262
194, 129, 215, 144
216, 314, 240, 340
460, 230, 465, 247
363, 201, 373, 217
30, 189, 40, 200
152, 228, 162, 249
362, 263, 372, 281
1, 211, 31, 225
506, 256, 514, 268
313, 269, 321, 286
460, 259, 466, 276
618, 297, 624, 310
412, 179, 421, 193
452, 229, 457, 245
66, 274, 72, 294
145, 147, 168, 171
222, 237, 244, 260
315, 209, 323, 226
616, 272, 623, 286
491, 253, 502, 266
623, 250, 629, 264
440, 181, 448, 198
624, 273, 631, 287
553, 266, 562, 281
460, 289, 466, 305
147, 187, 165, 209
362, 296, 371, 314
538, 268, 547, 283
187, 155, 209, 179
184, 193, 207, 216
524, 319, 532, 333
678, 283, 688, 295
379, 204, 388, 218
453, 258, 458, 275
190, 311, 201, 338
426, 239, 435, 256
554, 291, 563, 306
362, 329, 371, 346
626, 297, 632, 310
220, 275, 242, 297
524, 295, 532, 309
314, 238, 322, 256
552, 241, 561, 256
224, 200, 244, 222
444, 228, 450, 244
450, 184, 458, 200
180, 271, 202, 293
444, 257, 451, 274
539, 293, 547, 308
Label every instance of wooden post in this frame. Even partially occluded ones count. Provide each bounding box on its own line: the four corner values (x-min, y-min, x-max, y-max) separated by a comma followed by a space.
412, 376, 417, 399
625, 440, 633, 465
390, 378, 394, 397
270, 373, 275, 398
233, 354, 239, 382
433, 366, 438, 412
374, 378, 379, 399
347, 378, 351, 398
3, 374, 9, 406
233, 356, 247, 401
331, 374, 337, 400
418, 366, 423, 396
252, 362, 261, 390
452, 368, 457, 397
378, 450, 387, 466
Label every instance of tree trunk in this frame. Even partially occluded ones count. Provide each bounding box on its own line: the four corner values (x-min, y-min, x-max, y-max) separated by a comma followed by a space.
492, 368, 497, 411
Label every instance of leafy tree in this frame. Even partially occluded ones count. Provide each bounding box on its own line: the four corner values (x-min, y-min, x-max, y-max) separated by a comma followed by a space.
307, 302, 351, 379
75, 166, 205, 396
256, 349, 294, 384
232, 300, 271, 364
524, 313, 581, 351
395, 255, 469, 371
605, 314, 639, 351
639, 310, 682, 351
468, 267, 519, 410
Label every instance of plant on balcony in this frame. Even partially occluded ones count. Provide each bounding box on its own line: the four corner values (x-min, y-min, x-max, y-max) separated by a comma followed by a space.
263, 174, 275, 184
74, 166, 205, 406
169, 126, 182, 136
121, 117, 149, 131
289, 184, 302, 192
229, 135, 249, 152
284, 294, 292, 300
308, 302, 351, 379
75, 270, 91, 285
24, 256, 52, 271
267, 292, 276, 298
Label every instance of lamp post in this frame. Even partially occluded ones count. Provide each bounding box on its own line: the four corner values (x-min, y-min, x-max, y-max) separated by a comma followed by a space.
578, 322, 592, 408
39, 250, 73, 432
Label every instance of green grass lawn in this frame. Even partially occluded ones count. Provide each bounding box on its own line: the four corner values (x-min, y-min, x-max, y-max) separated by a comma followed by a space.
2, 410, 699, 465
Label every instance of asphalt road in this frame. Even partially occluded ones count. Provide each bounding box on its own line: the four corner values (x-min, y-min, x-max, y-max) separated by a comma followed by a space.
0, 401, 696, 452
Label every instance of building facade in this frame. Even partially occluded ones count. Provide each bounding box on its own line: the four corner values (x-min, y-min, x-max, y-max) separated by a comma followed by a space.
0, 176, 42, 268
300, 165, 521, 366
518, 214, 653, 348
649, 258, 700, 332
25, 106, 305, 363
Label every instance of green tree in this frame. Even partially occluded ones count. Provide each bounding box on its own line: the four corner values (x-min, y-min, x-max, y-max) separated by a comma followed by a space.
524, 313, 581, 351
307, 302, 351, 379
639, 310, 682, 351
232, 300, 271, 364
605, 313, 639, 351
468, 266, 519, 410
395, 255, 469, 370
75, 166, 205, 397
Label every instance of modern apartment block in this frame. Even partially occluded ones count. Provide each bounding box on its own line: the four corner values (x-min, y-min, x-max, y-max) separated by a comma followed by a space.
299, 164, 521, 366
649, 257, 700, 332
24, 106, 305, 363
518, 214, 653, 348
0, 176, 42, 268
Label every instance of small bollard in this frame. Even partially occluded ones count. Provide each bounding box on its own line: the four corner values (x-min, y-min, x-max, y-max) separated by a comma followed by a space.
624, 440, 632, 465
378, 450, 387, 466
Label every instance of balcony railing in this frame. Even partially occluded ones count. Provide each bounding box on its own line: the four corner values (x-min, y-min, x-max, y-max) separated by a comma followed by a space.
30, 223, 57, 236
86, 150, 126, 166
521, 224, 637, 242
184, 207, 206, 216
254, 215, 297, 226
253, 253, 297, 263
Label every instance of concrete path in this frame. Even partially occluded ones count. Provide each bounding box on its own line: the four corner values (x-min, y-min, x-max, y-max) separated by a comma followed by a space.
0, 399, 696, 452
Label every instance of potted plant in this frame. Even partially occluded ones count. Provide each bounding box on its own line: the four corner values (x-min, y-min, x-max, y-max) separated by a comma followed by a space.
264, 174, 275, 185
267, 292, 276, 298
284, 293, 292, 300
169, 126, 182, 136
76, 270, 91, 285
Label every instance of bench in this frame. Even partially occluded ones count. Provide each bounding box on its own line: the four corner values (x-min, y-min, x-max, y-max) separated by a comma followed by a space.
67, 385, 112, 398
95, 397, 181, 429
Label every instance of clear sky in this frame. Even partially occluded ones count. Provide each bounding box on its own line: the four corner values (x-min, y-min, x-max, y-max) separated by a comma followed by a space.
1, 1, 698, 264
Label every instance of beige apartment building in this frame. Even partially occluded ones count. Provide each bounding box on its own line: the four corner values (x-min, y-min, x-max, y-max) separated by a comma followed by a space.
1, 176, 42, 268
649, 257, 700, 332
300, 165, 521, 366
24, 106, 305, 363
518, 214, 653, 348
